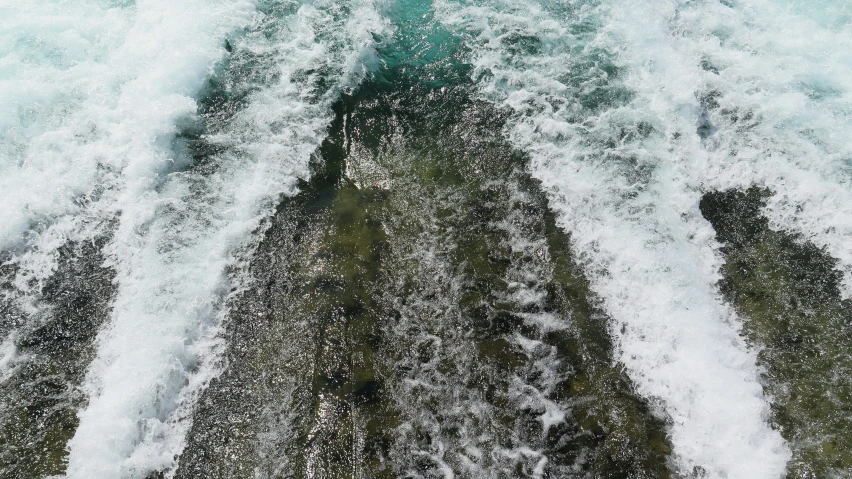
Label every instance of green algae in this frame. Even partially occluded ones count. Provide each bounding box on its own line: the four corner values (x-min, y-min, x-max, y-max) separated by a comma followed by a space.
701, 187, 852, 478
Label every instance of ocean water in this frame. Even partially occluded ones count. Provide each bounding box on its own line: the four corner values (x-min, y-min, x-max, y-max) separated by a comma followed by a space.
0, 0, 850, 478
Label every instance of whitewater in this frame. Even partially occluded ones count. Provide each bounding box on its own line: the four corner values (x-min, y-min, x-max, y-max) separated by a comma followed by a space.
1, 0, 850, 478
1, 0, 386, 476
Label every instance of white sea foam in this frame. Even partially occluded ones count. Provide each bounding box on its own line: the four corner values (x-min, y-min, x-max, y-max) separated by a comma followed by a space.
0, 0, 264, 323
2, 0, 255, 471
436, 0, 795, 476
0, 0, 133, 252
0, 0, 132, 310
648, 0, 852, 297
0, 0, 389, 477
0, 334, 23, 384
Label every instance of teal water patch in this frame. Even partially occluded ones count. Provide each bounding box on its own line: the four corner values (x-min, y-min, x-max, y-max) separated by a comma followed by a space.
372, 0, 472, 89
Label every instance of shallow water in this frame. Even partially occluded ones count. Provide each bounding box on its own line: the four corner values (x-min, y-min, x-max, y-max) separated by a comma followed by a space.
177, 10, 672, 475
1, 0, 851, 478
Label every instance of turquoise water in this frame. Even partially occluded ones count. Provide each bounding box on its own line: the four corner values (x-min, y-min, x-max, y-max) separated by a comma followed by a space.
0, 0, 850, 477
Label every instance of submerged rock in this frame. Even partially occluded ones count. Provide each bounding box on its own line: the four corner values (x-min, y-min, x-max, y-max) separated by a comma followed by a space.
702, 187, 852, 478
